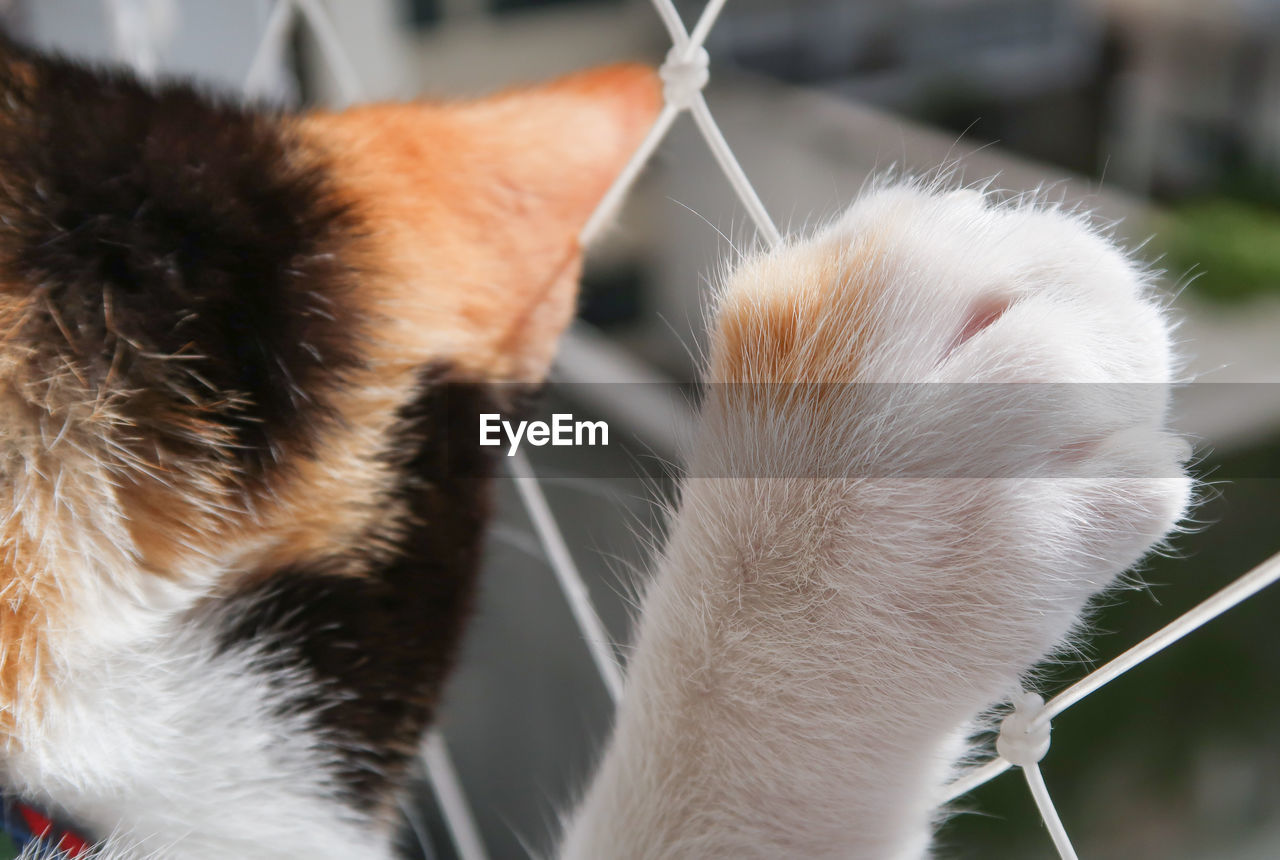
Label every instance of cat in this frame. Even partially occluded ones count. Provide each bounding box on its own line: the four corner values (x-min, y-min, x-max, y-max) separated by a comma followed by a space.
0, 35, 1190, 860
0, 35, 659, 858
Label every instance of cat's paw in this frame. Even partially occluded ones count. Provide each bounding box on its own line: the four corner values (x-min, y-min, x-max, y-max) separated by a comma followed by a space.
566, 186, 1196, 860
701, 183, 1192, 677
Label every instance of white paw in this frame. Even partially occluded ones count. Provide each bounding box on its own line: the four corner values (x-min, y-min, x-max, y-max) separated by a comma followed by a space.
563, 185, 1196, 860
701, 182, 1192, 678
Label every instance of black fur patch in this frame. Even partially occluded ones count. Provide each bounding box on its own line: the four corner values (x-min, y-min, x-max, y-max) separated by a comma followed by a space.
218, 371, 531, 807
0, 37, 361, 476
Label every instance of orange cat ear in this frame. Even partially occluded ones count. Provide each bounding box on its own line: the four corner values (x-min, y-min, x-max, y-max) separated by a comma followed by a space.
298, 64, 661, 381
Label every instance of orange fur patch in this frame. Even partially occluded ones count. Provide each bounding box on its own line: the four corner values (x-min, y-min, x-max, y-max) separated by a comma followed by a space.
296, 63, 660, 382
0, 549, 50, 740
711, 237, 883, 385
706, 236, 887, 437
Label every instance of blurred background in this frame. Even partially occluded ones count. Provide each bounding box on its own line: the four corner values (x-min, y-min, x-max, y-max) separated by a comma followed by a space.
5, 1, 1279, 857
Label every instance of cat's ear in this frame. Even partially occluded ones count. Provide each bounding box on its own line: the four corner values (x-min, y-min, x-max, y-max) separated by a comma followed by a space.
298, 64, 661, 381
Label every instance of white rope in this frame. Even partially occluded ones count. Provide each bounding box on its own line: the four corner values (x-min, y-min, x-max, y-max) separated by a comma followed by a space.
685, 0, 729, 57
291, 0, 364, 106
1037, 548, 1280, 728
245, 0, 363, 105
422, 732, 490, 860
1023, 763, 1079, 860
992, 693, 1077, 858
940, 755, 1013, 803
578, 103, 680, 246
577, 0, 780, 247
943, 547, 1280, 804
509, 452, 626, 704
688, 93, 782, 246
649, 0, 692, 48
244, 0, 297, 98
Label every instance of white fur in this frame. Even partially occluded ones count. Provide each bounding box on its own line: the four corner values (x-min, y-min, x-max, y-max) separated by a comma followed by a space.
559, 184, 1191, 859
9, 617, 393, 860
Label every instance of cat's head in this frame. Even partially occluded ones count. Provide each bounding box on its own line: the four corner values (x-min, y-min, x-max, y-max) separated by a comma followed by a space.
0, 37, 658, 733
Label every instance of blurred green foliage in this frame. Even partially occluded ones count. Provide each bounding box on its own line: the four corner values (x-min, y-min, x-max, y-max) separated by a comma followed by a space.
1159, 199, 1280, 304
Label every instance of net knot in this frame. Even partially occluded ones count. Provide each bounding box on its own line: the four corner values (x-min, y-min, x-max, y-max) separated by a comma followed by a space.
996, 692, 1051, 768
660, 44, 710, 110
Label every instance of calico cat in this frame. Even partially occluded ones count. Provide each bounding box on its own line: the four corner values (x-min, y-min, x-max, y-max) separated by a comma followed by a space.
0, 36, 659, 858
0, 35, 1190, 860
